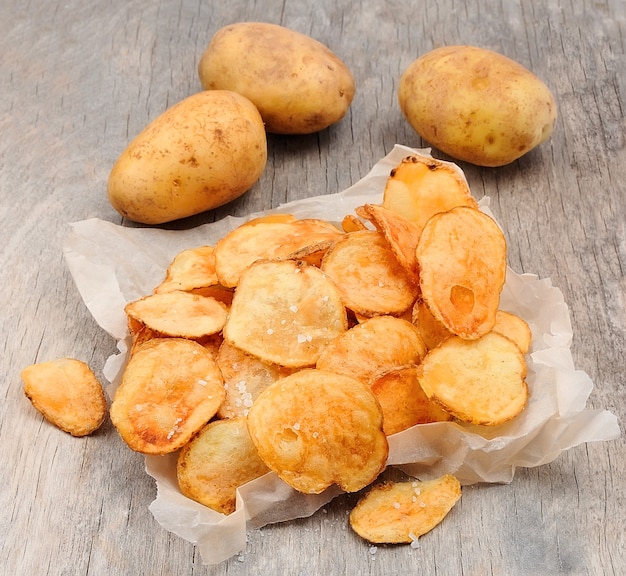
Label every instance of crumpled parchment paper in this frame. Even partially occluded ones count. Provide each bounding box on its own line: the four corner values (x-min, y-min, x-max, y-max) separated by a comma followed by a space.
63, 144, 620, 565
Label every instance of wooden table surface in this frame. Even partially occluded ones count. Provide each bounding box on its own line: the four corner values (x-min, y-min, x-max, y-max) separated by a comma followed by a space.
2, 1, 624, 574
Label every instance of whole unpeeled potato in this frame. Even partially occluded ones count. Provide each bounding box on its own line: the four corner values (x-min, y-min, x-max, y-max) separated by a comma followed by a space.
107, 90, 267, 224
198, 22, 355, 134
399, 45, 557, 167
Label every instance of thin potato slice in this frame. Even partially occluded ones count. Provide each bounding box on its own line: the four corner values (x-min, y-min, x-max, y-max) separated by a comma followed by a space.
418, 332, 528, 426
349, 475, 462, 543
411, 297, 453, 350
316, 316, 427, 385
371, 365, 452, 435
214, 218, 344, 288
247, 369, 388, 494
356, 203, 422, 284
224, 259, 348, 368
417, 206, 506, 339
177, 416, 269, 515
493, 310, 532, 354
110, 338, 225, 454
341, 214, 368, 232
216, 340, 292, 418
154, 245, 219, 294
125, 291, 229, 339
321, 230, 419, 317
21, 358, 107, 437
382, 153, 477, 234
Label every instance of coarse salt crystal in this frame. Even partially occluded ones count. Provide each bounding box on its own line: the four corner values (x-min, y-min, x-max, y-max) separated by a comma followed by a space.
267, 328, 274, 335
393, 502, 401, 509
197, 379, 207, 386
297, 334, 308, 343
289, 305, 299, 312
293, 422, 301, 431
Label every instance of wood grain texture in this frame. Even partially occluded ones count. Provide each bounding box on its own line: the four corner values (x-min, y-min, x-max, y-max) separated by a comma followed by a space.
1, 0, 624, 574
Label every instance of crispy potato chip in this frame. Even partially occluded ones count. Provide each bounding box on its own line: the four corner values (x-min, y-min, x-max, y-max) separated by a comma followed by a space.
154, 245, 219, 294
21, 358, 107, 437
223, 259, 348, 368
356, 203, 422, 284
417, 206, 506, 339
125, 291, 229, 339
247, 368, 388, 494
321, 230, 419, 317
189, 284, 234, 307
341, 214, 368, 233
177, 416, 269, 515
110, 338, 225, 454
411, 297, 453, 350
349, 475, 462, 543
216, 340, 292, 418
316, 315, 427, 385
493, 310, 532, 354
418, 332, 528, 426
382, 153, 477, 233
214, 218, 344, 287
371, 365, 452, 435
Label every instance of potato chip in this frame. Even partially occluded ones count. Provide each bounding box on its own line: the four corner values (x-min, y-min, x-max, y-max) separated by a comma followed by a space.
371, 365, 452, 435
21, 358, 107, 437
223, 259, 348, 368
417, 332, 528, 426
411, 297, 453, 350
416, 206, 506, 339
247, 368, 388, 494
321, 230, 419, 317
341, 213, 368, 232
356, 203, 422, 284
125, 291, 229, 339
349, 475, 462, 543
493, 310, 532, 354
382, 153, 477, 233
216, 340, 292, 418
154, 245, 219, 294
214, 218, 344, 287
316, 315, 427, 385
110, 338, 225, 454
177, 416, 269, 515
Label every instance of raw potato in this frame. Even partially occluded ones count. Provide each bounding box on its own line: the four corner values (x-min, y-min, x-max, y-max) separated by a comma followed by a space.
21, 358, 107, 437
198, 22, 355, 134
399, 45, 557, 167
107, 90, 267, 224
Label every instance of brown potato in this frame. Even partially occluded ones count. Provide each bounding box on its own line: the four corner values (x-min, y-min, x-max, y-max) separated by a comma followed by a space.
21, 358, 107, 437
246, 369, 388, 494
198, 22, 355, 134
349, 475, 462, 543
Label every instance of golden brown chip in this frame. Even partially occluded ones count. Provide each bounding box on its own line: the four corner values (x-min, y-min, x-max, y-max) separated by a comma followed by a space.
493, 310, 532, 354
418, 332, 528, 426
349, 475, 462, 543
356, 203, 422, 284
341, 213, 368, 232
246, 368, 389, 494
371, 365, 452, 435
177, 416, 269, 515
223, 259, 348, 368
154, 245, 219, 294
382, 153, 477, 233
125, 291, 229, 339
216, 341, 292, 418
316, 315, 427, 385
21, 358, 107, 437
110, 338, 225, 454
416, 206, 506, 339
321, 230, 419, 317
214, 218, 344, 288
411, 297, 453, 350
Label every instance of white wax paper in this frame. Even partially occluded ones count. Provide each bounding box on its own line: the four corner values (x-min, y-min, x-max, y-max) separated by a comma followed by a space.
63, 144, 620, 565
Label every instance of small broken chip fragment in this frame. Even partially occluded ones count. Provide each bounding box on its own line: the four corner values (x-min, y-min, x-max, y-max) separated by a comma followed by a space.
316, 315, 427, 385
21, 358, 107, 437
349, 475, 462, 543
223, 259, 348, 368
177, 416, 269, 515
416, 206, 506, 339
417, 331, 528, 426
321, 230, 419, 317
246, 368, 389, 494
492, 310, 532, 354
110, 338, 225, 454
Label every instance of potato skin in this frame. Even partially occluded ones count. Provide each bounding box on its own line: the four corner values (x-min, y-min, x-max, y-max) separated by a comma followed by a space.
198, 22, 355, 134
107, 90, 267, 224
399, 45, 557, 167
